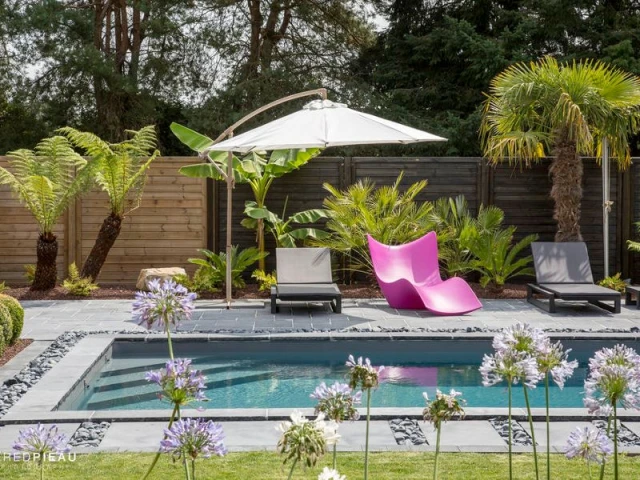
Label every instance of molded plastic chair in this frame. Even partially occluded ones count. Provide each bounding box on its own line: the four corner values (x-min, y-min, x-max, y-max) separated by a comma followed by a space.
367, 232, 482, 315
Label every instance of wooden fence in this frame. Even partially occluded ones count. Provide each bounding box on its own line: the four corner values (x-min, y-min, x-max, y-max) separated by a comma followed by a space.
0, 155, 637, 285
0, 157, 207, 285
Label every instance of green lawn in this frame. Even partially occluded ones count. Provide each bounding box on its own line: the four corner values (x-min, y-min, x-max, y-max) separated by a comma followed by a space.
0, 452, 637, 479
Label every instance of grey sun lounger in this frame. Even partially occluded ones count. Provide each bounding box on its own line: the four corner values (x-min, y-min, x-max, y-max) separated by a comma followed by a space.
271, 247, 342, 314
527, 242, 621, 314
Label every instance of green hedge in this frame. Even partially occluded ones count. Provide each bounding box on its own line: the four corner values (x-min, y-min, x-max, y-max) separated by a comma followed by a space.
0, 294, 24, 344
0, 304, 12, 357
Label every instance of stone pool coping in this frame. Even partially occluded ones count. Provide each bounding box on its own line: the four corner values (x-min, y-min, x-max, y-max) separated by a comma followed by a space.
3, 332, 640, 424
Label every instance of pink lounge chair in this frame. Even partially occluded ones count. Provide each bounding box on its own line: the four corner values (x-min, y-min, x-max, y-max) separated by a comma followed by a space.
367, 232, 482, 315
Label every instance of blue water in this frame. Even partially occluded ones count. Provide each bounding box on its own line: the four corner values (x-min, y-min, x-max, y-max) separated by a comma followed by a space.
66, 339, 636, 411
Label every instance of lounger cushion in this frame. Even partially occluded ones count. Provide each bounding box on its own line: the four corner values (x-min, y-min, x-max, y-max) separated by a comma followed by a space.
276, 248, 333, 284
539, 283, 620, 298
531, 242, 594, 284
276, 283, 340, 298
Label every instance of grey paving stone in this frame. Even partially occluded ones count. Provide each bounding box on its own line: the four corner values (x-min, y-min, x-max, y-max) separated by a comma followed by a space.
423, 421, 506, 447
222, 421, 281, 449
521, 421, 592, 447
98, 422, 167, 452
623, 422, 640, 438
334, 421, 398, 449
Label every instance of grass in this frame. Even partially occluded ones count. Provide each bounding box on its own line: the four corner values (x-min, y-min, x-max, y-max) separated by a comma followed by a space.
0, 452, 638, 479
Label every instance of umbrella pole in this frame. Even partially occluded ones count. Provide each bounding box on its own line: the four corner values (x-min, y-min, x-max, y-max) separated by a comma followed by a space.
226, 141, 234, 309
603, 137, 610, 278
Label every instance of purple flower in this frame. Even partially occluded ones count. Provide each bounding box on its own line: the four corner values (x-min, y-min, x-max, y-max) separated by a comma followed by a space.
133, 278, 197, 330
346, 355, 384, 390
583, 345, 640, 416
480, 351, 543, 388
536, 339, 578, 389
311, 382, 361, 422
564, 425, 613, 464
493, 322, 546, 357
145, 358, 207, 406
160, 418, 226, 461
423, 389, 466, 427
13, 424, 70, 455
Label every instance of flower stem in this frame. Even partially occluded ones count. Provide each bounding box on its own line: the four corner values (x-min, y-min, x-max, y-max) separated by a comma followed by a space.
523, 386, 539, 480
508, 381, 513, 480
166, 324, 175, 360
545, 374, 550, 480
598, 415, 612, 480
364, 388, 371, 480
613, 403, 619, 480
332, 442, 337, 469
183, 449, 192, 480
141, 404, 179, 480
433, 421, 441, 480
192, 460, 196, 480
286, 458, 298, 480
40, 458, 44, 480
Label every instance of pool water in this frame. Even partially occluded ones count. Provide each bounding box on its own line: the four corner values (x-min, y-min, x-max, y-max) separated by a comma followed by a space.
65, 338, 635, 411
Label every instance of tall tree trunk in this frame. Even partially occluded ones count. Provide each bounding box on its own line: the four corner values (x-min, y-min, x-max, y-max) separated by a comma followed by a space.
550, 139, 583, 241
32, 233, 58, 291
81, 212, 123, 281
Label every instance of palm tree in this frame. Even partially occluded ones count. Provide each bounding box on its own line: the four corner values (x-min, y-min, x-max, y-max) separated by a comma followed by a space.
59, 126, 159, 281
481, 56, 640, 241
0, 136, 94, 290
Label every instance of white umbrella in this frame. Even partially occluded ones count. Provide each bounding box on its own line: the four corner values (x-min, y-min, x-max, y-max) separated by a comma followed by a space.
207, 100, 446, 153
203, 91, 446, 307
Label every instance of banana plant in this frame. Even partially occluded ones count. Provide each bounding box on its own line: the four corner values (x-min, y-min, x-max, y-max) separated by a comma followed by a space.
171, 122, 322, 270
242, 197, 329, 248
188, 246, 268, 289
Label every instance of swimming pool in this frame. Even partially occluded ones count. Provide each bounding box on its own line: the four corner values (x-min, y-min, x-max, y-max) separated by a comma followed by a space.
61, 338, 638, 411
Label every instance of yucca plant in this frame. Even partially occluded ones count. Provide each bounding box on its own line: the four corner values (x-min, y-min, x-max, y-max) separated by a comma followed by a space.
188, 246, 268, 290
481, 57, 640, 241
313, 173, 434, 277
171, 123, 321, 271
58, 126, 159, 281
243, 197, 329, 248
0, 136, 94, 290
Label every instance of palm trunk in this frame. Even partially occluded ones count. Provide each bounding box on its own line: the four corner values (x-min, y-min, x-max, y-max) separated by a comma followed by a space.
550, 139, 583, 241
81, 212, 123, 281
32, 233, 58, 291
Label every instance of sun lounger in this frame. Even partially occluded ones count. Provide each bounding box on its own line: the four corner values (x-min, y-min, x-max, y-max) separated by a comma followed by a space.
527, 242, 621, 313
271, 248, 341, 314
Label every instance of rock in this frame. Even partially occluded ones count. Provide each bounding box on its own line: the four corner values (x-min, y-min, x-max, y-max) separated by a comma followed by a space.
136, 267, 187, 291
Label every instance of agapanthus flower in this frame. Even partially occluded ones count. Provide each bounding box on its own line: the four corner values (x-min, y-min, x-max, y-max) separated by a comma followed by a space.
145, 358, 207, 406
583, 344, 640, 416
423, 389, 466, 427
480, 350, 544, 388
12, 424, 71, 455
318, 467, 346, 480
493, 322, 546, 357
276, 411, 340, 467
346, 355, 384, 390
133, 278, 197, 330
160, 418, 226, 460
311, 382, 362, 422
564, 425, 613, 464
536, 338, 578, 389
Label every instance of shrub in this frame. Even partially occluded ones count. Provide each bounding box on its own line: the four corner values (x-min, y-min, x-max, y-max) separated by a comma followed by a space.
462, 206, 537, 289
0, 294, 24, 344
188, 246, 268, 290
24, 264, 36, 285
0, 281, 6, 294
62, 263, 99, 296
252, 269, 277, 291
598, 273, 626, 293
314, 173, 434, 276
0, 326, 5, 358
0, 303, 13, 356
174, 268, 219, 294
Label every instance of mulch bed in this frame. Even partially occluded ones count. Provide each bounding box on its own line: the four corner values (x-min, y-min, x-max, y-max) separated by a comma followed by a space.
0, 338, 34, 367
5, 281, 527, 301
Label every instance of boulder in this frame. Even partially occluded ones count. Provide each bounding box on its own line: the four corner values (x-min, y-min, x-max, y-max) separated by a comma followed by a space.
136, 267, 187, 291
